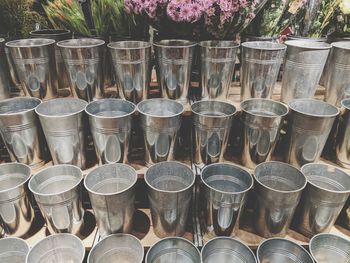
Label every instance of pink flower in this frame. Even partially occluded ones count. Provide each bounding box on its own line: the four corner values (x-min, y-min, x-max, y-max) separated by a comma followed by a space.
180, 5, 192, 22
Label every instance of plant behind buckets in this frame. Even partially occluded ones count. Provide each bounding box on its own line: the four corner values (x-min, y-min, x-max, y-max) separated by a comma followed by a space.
43, 0, 146, 37
125, 0, 269, 40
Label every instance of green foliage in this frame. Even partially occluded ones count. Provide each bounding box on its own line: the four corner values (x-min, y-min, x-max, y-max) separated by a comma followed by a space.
0, 0, 49, 38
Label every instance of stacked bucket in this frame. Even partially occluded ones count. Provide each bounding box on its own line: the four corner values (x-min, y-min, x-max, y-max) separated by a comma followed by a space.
0, 29, 349, 263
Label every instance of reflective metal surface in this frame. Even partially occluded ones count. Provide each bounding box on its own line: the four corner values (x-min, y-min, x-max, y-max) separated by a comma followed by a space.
0, 38, 11, 100
241, 41, 286, 100
253, 161, 307, 238
201, 237, 257, 263
335, 99, 350, 169
240, 98, 288, 168
4, 44, 22, 95
145, 161, 195, 238
26, 233, 85, 263
0, 237, 29, 263
145, 237, 201, 263
0, 163, 34, 237
281, 40, 331, 103
87, 234, 144, 263
200, 163, 253, 237
0, 97, 46, 167
200, 41, 239, 100
310, 233, 350, 263
85, 163, 137, 237
29, 165, 84, 234
324, 42, 350, 107
154, 40, 196, 104
285, 99, 339, 168
108, 41, 151, 104
191, 100, 236, 168
57, 38, 105, 101
297, 163, 350, 237
137, 99, 183, 166
257, 238, 314, 263
36, 98, 88, 169
30, 30, 72, 96
6, 38, 58, 100
86, 99, 136, 164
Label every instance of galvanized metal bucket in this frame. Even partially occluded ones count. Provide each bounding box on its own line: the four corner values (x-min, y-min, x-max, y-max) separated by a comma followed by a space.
137, 98, 183, 166
154, 40, 196, 104
281, 40, 331, 103
0, 97, 46, 167
29, 165, 84, 234
0, 237, 29, 263
145, 161, 195, 238
0, 38, 11, 100
57, 38, 105, 101
253, 161, 307, 238
36, 98, 88, 169
108, 41, 151, 104
297, 163, 350, 237
87, 234, 144, 263
85, 99, 136, 164
241, 41, 286, 100
200, 163, 253, 237
199, 41, 239, 100
240, 98, 288, 168
6, 38, 58, 100
30, 29, 72, 96
191, 100, 236, 168
146, 237, 200, 263
310, 233, 350, 263
201, 237, 256, 263
257, 238, 314, 263
285, 99, 339, 168
0, 163, 33, 237
335, 98, 350, 168
85, 163, 137, 237
26, 233, 85, 263
324, 42, 350, 107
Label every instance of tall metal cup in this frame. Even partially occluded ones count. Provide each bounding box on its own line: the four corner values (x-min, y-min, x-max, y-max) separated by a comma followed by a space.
241, 41, 286, 100
137, 98, 183, 166
6, 38, 58, 100
257, 238, 314, 263
154, 40, 196, 104
26, 233, 85, 263
335, 98, 350, 168
108, 41, 151, 104
29, 165, 84, 234
36, 98, 88, 169
200, 41, 239, 100
281, 40, 331, 103
201, 237, 257, 263
30, 29, 72, 96
145, 161, 195, 238
146, 237, 200, 263
0, 38, 11, 100
253, 161, 307, 238
297, 163, 350, 237
85, 99, 136, 164
324, 42, 350, 106
85, 163, 137, 237
87, 234, 144, 263
0, 163, 34, 237
191, 100, 236, 168
200, 163, 253, 237
0, 237, 29, 263
310, 233, 350, 263
285, 99, 339, 168
57, 38, 105, 102
240, 98, 288, 168
0, 97, 46, 167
